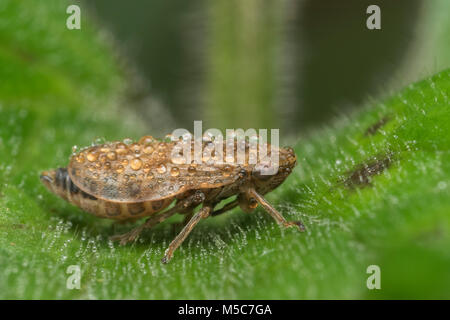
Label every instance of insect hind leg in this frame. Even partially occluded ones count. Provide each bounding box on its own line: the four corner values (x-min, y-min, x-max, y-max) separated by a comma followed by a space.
162, 205, 212, 263
110, 207, 179, 245
110, 191, 206, 245
210, 199, 239, 216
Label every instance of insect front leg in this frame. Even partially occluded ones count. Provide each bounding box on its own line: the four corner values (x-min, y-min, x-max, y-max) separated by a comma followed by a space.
246, 188, 305, 232
161, 204, 212, 264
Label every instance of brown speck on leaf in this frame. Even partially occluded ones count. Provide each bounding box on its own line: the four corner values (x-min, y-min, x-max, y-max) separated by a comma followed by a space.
344, 154, 393, 188
365, 116, 390, 136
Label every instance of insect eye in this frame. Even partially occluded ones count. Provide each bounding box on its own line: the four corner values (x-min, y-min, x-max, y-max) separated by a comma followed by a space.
249, 198, 258, 208
239, 169, 248, 178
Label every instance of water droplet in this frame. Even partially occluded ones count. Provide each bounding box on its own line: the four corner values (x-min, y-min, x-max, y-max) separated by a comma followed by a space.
116, 165, 124, 174
188, 166, 196, 175
170, 167, 180, 177
94, 137, 106, 145
75, 154, 85, 163
222, 165, 232, 176
139, 135, 154, 145
107, 151, 117, 160
72, 145, 78, 153
182, 132, 193, 141
164, 134, 174, 142
87, 152, 98, 162
143, 163, 151, 173
130, 158, 142, 171
143, 145, 154, 154
123, 138, 133, 145
157, 164, 167, 174
130, 143, 141, 154
115, 143, 128, 154
172, 155, 186, 165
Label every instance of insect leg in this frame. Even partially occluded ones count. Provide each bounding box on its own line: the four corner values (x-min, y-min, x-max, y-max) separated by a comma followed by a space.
247, 188, 305, 232
110, 191, 206, 245
110, 206, 179, 245
161, 205, 212, 263
210, 199, 239, 216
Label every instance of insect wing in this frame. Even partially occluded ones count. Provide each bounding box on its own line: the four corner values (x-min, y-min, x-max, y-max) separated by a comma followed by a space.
68, 141, 242, 202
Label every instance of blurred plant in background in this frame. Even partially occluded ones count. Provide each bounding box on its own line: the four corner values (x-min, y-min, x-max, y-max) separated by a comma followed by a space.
0, 0, 449, 299
88, 0, 449, 133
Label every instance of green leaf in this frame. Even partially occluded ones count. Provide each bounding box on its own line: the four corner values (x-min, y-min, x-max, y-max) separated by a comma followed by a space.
1, 0, 449, 299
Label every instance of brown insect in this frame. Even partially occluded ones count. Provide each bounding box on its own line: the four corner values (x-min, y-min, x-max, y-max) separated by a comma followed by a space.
40, 135, 303, 263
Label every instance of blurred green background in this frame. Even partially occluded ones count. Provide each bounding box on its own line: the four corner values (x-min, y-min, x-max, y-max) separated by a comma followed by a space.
0, 0, 449, 299
88, 0, 446, 133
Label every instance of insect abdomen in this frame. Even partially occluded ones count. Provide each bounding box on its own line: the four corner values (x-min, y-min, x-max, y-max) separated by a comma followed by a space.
51, 168, 172, 220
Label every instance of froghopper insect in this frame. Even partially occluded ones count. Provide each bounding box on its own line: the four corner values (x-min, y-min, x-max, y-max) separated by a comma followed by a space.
40, 135, 304, 263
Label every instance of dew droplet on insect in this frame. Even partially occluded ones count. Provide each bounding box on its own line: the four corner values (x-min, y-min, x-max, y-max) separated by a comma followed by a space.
115, 143, 128, 154
188, 166, 196, 175
222, 165, 232, 176
143, 145, 154, 154
182, 132, 193, 141
75, 154, 85, 163
121, 159, 129, 166
142, 163, 151, 173
107, 151, 117, 160
164, 134, 174, 142
94, 137, 106, 145
116, 165, 124, 174
104, 162, 111, 169
130, 143, 141, 154
170, 167, 180, 177
139, 135, 155, 145
87, 152, 98, 162
130, 158, 142, 171
72, 145, 78, 153
123, 138, 133, 145
157, 164, 167, 174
